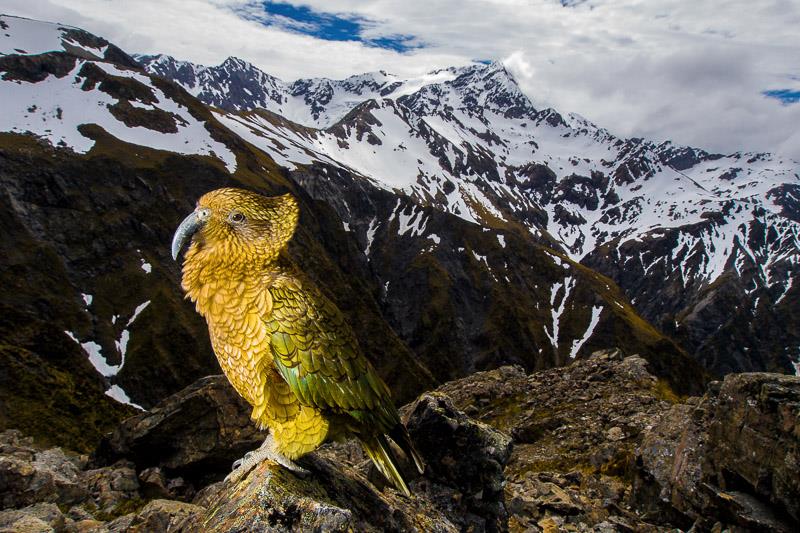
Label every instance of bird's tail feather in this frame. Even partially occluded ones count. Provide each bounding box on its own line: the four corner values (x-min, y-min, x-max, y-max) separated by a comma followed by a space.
360, 433, 411, 497
389, 424, 425, 475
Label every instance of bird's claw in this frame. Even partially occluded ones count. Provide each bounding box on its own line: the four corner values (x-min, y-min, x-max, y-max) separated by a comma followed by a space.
275, 456, 310, 476
224, 463, 249, 485
228, 451, 254, 475
224, 438, 309, 484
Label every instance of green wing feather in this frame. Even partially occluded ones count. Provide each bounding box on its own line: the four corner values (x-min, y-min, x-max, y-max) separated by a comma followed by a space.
264, 281, 400, 433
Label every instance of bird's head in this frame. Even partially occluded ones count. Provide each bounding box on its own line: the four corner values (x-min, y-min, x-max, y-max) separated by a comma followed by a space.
171, 188, 299, 266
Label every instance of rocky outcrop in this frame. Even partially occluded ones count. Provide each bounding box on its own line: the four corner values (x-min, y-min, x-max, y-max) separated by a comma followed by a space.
436, 350, 679, 531
198, 392, 513, 533
405, 394, 513, 531
2, 350, 797, 532
198, 350, 795, 532
101, 499, 204, 533
711, 374, 799, 522
0, 503, 69, 533
95, 376, 266, 488
0, 430, 88, 509
0, 428, 209, 531
637, 372, 800, 532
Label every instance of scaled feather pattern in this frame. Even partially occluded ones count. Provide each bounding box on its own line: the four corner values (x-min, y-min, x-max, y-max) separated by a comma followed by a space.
174, 187, 422, 495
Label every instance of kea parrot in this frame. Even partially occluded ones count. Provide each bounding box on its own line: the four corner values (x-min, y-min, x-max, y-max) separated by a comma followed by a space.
171, 187, 423, 495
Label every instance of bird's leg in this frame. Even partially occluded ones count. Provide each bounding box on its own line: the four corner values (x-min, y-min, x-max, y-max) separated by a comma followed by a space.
225, 433, 309, 484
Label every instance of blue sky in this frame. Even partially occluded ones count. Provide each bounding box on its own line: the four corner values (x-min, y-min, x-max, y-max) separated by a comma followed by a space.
764, 89, 800, 105
238, 1, 420, 52
5, 0, 800, 159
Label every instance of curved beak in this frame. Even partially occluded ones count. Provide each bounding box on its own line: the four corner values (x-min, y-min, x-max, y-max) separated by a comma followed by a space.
171, 210, 206, 260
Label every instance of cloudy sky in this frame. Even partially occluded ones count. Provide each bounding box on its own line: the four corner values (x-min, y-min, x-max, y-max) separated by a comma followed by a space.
6, 0, 800, 159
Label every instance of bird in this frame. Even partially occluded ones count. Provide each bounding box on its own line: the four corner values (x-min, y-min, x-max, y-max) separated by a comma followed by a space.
171, 187, 423, 495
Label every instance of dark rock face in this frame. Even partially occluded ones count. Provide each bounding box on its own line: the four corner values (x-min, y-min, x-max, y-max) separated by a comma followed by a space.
405, 393, 513, 532
0, 130, 229, 441
637, 372, 800, 532
584, 221, 800, 377
0, 305, 135, 453
711, 374, 799, 523
0, 51, 77, 82
95, 376, 266, 487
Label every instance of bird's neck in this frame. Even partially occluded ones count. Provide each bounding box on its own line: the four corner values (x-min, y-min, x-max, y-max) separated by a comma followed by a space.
181, 248, 301, 316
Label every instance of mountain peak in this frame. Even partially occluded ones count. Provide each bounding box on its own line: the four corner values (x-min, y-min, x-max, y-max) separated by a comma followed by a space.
455, 60, 515, 82
133, 53, 185, 70
482, 59, 509, 73
221, 56, 254, 70
142, 53, 174, 63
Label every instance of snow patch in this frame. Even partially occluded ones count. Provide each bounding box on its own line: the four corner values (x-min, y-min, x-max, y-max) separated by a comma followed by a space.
365, 218, 379, 257
545, 276, 575, 349
115, 330, 130, 360
105, 384, 145, 411
65, 331, 119, 377
471, 250, 488, 265
396, 203, 428, 237
127, 300, 151, 327
776, 276, 793, 304
63, 299, 150, 379
0, 60, 237, 171
1, 15, 76, 56
569, 306, 603, 359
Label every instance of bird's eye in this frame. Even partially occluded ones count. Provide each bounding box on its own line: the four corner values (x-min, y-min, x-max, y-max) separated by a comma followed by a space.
229, 211, 245, 224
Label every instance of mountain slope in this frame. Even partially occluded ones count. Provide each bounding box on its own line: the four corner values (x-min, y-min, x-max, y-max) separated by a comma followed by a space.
140, 53, 800, 376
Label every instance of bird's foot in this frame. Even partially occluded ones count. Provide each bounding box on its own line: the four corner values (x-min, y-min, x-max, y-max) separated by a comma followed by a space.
224, 434, 309, 485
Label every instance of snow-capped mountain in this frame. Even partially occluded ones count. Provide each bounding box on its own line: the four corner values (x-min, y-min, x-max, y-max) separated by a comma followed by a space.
0, 18, 236, 171
136, 53, 471, 128
138, 53, 800, 376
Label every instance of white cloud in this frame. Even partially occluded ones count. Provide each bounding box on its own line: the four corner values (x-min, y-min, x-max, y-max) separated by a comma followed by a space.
4, 0, 800, 158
